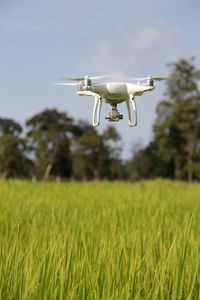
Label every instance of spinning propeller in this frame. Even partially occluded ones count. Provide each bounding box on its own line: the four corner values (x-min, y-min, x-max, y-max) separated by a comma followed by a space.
60, 75, 110, 81
55, 75, 110, 86
131, 76, 169, 81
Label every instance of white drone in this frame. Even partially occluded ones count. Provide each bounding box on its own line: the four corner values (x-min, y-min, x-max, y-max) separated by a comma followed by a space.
55, 75, 168, 127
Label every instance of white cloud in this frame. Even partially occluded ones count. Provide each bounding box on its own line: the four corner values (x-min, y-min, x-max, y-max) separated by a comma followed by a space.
0, 0, 192, 80
81, 18, 185, 80
133, 26, 161, 50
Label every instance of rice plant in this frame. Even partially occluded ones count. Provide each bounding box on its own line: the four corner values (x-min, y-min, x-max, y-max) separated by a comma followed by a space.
0, 179, 199, 299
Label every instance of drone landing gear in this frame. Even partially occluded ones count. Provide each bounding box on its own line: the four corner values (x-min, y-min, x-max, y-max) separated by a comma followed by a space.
126, 95, 137, 127
93, 96, 102, 127
92, 95, 137, 127
105, 104, 123, 122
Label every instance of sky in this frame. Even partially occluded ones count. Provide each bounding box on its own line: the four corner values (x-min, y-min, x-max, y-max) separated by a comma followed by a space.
0, 0, 200, 158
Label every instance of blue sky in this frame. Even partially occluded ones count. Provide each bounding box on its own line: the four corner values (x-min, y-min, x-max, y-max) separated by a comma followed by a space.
0, 0, 200, 158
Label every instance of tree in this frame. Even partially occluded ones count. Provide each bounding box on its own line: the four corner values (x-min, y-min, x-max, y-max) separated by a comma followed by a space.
26, 109, 76, 180
128, 141, 173, 181
72, 124, 122, 180
0, 118, 31, 178
154, 58, 200, 181
101, 125, 122, 180
153, 101, 186, 180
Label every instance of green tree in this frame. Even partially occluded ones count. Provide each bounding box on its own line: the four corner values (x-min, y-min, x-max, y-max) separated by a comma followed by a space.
128, 141, 173, 181
0, 118, 31, 178
72, 125, 122, 180
153, 101, 186, 179
154, 58, 200, 181
26, 109, 76, 180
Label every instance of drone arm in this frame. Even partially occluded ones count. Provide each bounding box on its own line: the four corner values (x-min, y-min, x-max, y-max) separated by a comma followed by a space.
126, 95, 137, 127
93, 97, 102, 127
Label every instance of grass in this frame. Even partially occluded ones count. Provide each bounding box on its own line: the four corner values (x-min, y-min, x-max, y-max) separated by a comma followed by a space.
0, 179, 199, 299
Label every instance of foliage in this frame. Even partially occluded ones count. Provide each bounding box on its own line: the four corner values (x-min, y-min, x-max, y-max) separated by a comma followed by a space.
26, 109, 76, 180
0, 118, 31, 178
0, 118, 22, 135
0, 112, 123, 181
153, 58, 200, 181
128, 141, 173, 181
0, 179, 199, 299
72, 125, 122, 180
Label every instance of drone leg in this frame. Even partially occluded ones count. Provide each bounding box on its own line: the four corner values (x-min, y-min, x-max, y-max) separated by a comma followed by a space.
126, 95, 137, 127
93, 97, 102, 127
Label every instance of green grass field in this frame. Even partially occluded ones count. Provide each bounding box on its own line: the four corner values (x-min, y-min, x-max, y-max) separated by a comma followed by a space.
0, 179, 199, 299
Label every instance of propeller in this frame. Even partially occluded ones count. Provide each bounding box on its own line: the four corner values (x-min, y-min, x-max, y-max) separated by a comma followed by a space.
59, 75, 110, 81
131, 75, 177, 82
131, 76, 168, 81
151, 76, 169, 81
54, 82, 99, 86
54, 82, 78, 86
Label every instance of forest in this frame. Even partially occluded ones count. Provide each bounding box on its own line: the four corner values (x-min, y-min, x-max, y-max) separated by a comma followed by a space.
1, 57, 200, 182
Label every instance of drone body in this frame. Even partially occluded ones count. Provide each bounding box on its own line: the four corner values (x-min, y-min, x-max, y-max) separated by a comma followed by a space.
55, 75, 167, 127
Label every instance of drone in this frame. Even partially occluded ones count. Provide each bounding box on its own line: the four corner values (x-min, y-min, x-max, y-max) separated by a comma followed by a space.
55, 75, 168, 127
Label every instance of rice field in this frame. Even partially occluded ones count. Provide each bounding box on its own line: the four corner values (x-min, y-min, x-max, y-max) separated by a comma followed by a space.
0, 179, 199, 299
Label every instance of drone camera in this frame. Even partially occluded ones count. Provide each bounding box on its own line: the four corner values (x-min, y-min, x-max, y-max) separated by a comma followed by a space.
105, 113, 123, 122
105, 104, 123, 122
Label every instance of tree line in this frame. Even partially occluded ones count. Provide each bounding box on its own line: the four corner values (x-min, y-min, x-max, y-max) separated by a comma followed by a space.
0, 110, 124, 181
0, 57, 200, 181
